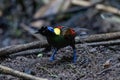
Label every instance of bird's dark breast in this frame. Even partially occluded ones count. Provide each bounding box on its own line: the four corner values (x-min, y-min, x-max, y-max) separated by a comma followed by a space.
47, 35, 74, 49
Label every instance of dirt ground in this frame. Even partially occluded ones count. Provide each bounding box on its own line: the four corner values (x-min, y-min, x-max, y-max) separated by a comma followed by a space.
1, 44, 120, 80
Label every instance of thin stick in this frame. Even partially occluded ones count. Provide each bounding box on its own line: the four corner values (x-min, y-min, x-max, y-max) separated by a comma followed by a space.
97, 63, 120, 75
72, 0, 120, 15
9, 48, 44, 57
0, 41, 48, 57
0, 65, 47, 80
76, 31, 120, 43
84, 39, 120, 46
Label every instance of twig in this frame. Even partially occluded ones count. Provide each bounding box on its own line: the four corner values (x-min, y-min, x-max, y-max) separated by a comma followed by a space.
0, 65, 47, 80
83, 39, 120, 46
72, 0, 120, 16
97, 63, 120, 75
9, 48, 44, 57
0, 41, 48, 57
78, 31, 120, 43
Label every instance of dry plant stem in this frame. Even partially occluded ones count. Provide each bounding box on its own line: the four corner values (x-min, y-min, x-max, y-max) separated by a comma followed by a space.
9, 49, 44, 57
84, 39, 120, 46
97, 63, 120, 75
72, 0, 120, 15
80, 31, 120, 43
0, 65, 47, 80
0, 32, 120, 57
0, 41, 48, 57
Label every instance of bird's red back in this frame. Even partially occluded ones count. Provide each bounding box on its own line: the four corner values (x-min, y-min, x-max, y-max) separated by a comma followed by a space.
55, 26, 76, 37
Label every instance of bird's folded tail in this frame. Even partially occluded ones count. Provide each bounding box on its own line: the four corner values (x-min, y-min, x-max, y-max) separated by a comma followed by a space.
73, 27, 93, 42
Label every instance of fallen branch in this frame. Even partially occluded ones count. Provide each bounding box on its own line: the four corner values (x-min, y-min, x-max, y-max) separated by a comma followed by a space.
97, 63, 120, 75
83, 39, 120, 46
1, 32, 120, 57
0, 41, 48, 57
9, 48, 44, 57
76, 31, 120, 42
72, 0, 120, 15
0, 65, 47, 80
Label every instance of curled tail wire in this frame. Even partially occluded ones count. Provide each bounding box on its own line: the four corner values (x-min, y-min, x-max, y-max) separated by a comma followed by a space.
74, 27, 92, 43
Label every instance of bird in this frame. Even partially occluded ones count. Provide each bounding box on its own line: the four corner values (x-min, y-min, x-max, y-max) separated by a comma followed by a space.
36, 26, 77, 63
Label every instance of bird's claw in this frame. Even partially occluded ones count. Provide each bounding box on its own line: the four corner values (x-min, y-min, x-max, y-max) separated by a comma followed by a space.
24, 68, 32, 74
49, 56, 55, 61
73, 56, 77, 63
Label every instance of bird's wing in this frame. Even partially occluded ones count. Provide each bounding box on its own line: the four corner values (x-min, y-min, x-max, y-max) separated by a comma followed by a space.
62, 28, 76, 36
55, 26, 76, 37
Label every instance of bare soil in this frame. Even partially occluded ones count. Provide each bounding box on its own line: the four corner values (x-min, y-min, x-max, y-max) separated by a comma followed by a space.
1, 44, 120, 80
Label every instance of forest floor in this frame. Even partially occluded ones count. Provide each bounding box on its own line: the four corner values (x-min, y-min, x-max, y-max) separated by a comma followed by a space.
1, 41, 120, 80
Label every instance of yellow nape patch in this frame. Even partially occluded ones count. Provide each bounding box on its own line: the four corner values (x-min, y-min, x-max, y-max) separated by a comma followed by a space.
54, 28, 61, 35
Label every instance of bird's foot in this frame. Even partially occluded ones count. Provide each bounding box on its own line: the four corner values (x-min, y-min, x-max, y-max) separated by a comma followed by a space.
49, 56, 55, 62
24, 68, 32, 74
73, 56, 77, 63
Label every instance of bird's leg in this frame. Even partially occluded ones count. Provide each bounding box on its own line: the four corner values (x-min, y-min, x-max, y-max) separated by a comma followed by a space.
72, 45, 77, 63
50, 48, 57, 61
73, 49, 77, 63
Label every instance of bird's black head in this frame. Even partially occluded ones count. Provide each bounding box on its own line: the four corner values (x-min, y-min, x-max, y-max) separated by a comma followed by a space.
35, 26, 55, 36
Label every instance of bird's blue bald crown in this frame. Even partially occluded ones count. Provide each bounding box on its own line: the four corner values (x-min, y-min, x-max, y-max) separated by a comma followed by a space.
47, 26, 54, 32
